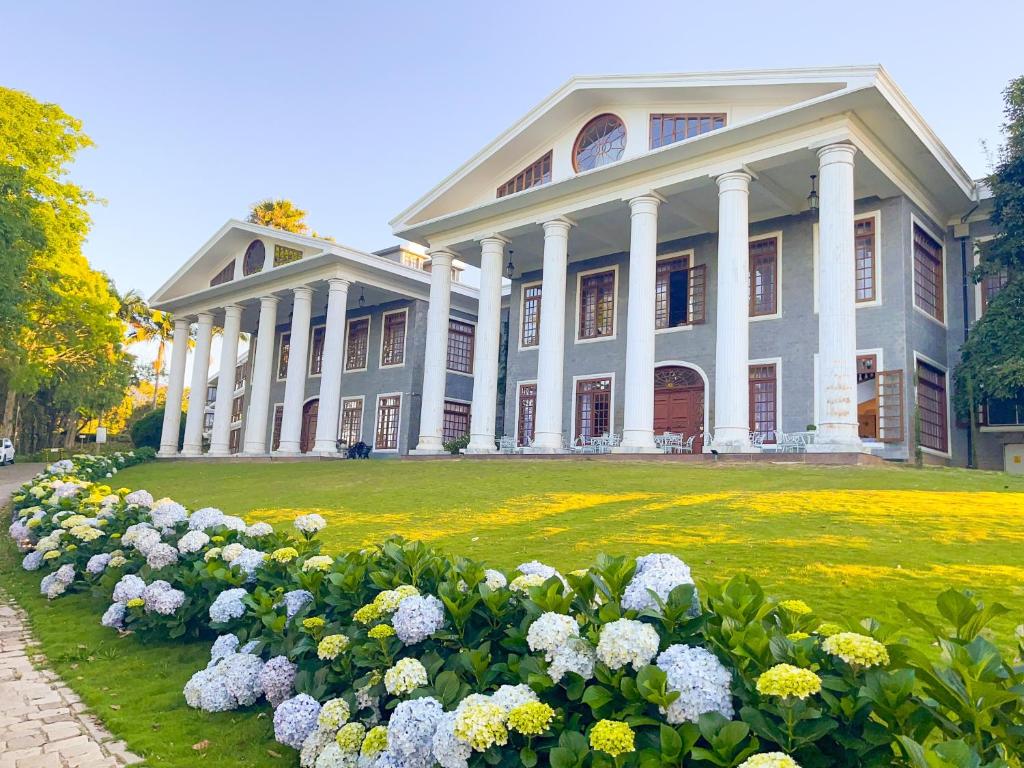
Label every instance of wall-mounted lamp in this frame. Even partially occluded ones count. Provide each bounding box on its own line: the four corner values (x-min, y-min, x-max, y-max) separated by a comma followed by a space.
505, 249, 515, 279
807, 174, 819, 216
357, 287, 365, 308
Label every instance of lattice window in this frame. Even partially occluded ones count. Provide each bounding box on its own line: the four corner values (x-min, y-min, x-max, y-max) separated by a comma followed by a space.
688, 264, 707, 324
309, 326, 326, 375
273, 244, 302, 267
578, 271, 615, 339
749, 237, 778, 316
210, 261, 234, 287
573, 114, 626, 172
442, 401, 471, 443
854, 217, 876, 302
243, 240, 265, 276
340, 398, 363, 445
447, 320, 474, 373
375, 395, 401, 450
272, 405, 284, 450
517, 383, 536, 447
654, 367, 703, 389
231, 395, 243, 422
277, 333, 290, 379
345, 319, 369, 370
649, 113, 726, 149
575, 377, 611, 440
748, 364, 777, 443
655, 257, 705, 329
913, 225, 943, 321
520, 284, 542, 347
981, 266, 1010, 313
229, 428, 240, 453
497, 151, 552, 198
381, 311, 406, 366
916, 360, 948, 452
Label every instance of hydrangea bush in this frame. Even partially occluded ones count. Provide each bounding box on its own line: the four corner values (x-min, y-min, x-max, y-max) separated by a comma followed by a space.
7, 453, 1024, 768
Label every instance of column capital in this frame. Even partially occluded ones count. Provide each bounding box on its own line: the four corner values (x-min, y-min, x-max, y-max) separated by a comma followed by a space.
195, 311, 214, 325
258, 294, 280, 307
428, 248, 456, 267
293, 285, 313, 301
223, 304, 244, 318
327, 277, 352, 291
817, 143, 857, 165
479, 234, 510, 248
542, 217, 574, 236
173, 317, 190, 331
715, 171, 753, 192
628, 193, 664, 215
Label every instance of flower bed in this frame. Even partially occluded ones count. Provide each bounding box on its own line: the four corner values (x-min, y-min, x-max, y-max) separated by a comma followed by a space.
7, 454, 1024, 768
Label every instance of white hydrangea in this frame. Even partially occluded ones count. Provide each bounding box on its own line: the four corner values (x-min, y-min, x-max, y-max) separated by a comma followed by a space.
150, 500, 188, 531
392, 595, 445, 645
220, 515, 248, 532
210, 588, 248, 623
384, 657, 428, 695
596, 618, 660, 671
177, 530, 210, 554
125, 490, 154, 507
547, 637, 597, 682
221, 543, 245, 562
294, 513, 327, 535
142, 580, 186, 615
40, 564, 75, 599
656, 644, 734, 724
145, 542, 179, 570
431, 712, 471, 768
483, 569, 507, 590
188, 507, 226, 530
246, 522, 274, 537
622, 553, 696, 614
491, 684, 538, 713
526, 612, 579, 657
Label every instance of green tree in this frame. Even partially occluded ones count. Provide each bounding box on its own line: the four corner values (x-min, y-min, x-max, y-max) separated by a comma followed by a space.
247, 198, 309, 233
954, 76, 1024, 426
117, 289, 194, 407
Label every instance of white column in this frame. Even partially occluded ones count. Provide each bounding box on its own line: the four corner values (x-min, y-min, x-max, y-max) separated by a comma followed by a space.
466, 236, 508, 453
242, 296, 279, 454
530, 218, 572, 452
413, 250, 455, 453
158, 318, 190, 456
816, 144, 862, 449
313, 278, 351, 453
208, 304, 243, 456
711, 171, 753, 451
181, 312, 214, 456
618, 195, 662, 452
276, 286, 313, 454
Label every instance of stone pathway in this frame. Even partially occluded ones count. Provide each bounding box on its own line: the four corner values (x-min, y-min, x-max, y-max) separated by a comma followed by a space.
1, 463, 144, 767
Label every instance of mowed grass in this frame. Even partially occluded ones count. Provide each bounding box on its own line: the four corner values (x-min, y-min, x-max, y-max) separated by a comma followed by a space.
119, 458, 1024, 637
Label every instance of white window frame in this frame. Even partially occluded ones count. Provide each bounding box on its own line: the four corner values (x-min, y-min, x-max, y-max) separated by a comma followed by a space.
812, 210, 883, 312
518, 280, 543, 351
513, 378, 538, 446
748, 231, 783, 322
748, 356, 783, 436
373, 391, 403, 453
446, 316, 476, 377
378, 308, 409, 369
338, 395, 365, 445
307, 323, 326, 378
569, 371, 616, 442
344, 316, 371, 373
574, 265, 619, 344
910, 214, 948, 328
913, 350, 952, 459
275, 332, 290, 382
654, 249, 695, 335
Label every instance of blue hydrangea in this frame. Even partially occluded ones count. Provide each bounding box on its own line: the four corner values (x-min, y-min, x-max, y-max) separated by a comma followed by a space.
392, 595, 445, 645
209, 588, 248, 624
431, 712, 470, 768
21, 551, 44, 571
259, 655, 298, 708
385, 697, 444, 768
86, 553, 112, 575
621, 553, 697, 614
101, 602, 126, 630
231, 548, 268, 582
655, 644, 734, 724
142, 580, 186, 615
125, 490, 154, 507
281, 589, 315, 620
40, 564, 75, 599
274, 694, 322, 749
112, 574, 146, 603
210, 634, 240, 663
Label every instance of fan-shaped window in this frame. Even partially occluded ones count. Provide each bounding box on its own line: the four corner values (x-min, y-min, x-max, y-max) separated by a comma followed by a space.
210, 261, 234, 287
243, 240, 265, 276
573, 113, 626, 172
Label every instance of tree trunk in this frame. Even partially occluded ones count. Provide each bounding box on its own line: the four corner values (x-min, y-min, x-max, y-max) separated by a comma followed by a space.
0, 388, 15, 438
152, 341, 166, 408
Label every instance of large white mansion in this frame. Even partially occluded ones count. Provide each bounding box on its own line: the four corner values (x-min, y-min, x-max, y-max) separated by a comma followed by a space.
151, 66, 1021, 471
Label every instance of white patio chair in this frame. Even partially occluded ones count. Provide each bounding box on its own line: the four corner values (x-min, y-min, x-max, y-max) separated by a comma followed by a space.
498, 436, 518, 454
680, 434, 696, 453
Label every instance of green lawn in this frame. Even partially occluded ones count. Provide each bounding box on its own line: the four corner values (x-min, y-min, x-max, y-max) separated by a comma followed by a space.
4, 458, 1024, 768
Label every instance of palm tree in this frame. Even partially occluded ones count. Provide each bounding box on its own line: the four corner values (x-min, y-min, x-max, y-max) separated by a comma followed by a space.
117, 289, 194, 407
247, 199, 309, 234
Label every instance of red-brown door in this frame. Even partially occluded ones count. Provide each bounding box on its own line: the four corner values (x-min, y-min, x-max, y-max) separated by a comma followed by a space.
653, 366, 705, 452
300, 399, 319, 453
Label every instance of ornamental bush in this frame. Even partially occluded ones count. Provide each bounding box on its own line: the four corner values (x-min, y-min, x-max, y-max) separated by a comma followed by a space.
7, 454, 1024, 768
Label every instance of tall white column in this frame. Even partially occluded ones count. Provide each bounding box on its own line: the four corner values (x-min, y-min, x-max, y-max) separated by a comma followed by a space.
413, 250, 455, 453
816, 144, 862, 449
313, 278, 351, 453
530, 218, 572, 452
208, 304, 243, 456
181, 312, 214, 456
243, 296, 279, 454
711, 171, 753, 451
276, 286, 313, 454
618, 195, 662, 452
467, 236, 507, 454
158, 318, 190, 456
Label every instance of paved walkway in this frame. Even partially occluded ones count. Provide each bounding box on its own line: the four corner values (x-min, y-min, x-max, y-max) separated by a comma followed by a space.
1, 463, 144, 767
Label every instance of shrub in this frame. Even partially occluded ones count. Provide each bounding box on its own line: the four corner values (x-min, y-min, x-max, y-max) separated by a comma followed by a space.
7, 455, 1024, 768
443, 433, 471, 455
130, 408, 180, 450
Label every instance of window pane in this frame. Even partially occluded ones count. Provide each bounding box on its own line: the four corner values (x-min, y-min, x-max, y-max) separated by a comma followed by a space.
749, 364, 777, 441
498, 151, 554, 197
442, 401, 471, 443
916, 360, 948, 452
346, 319, 369, 370
575, 378, 611, 439
309, 326, 326, 375
340, 399, 363, 445
447, 320, 474, 373
517, 383, 537, 446
913, 226, 943, 321
375, 395, 401, 449
855, 218, 876, 302
382, 312, 406, 366
579, 271, 615, 339
278, 333, 290, 379
749, 238, 778, 316
521, 284, 542, 347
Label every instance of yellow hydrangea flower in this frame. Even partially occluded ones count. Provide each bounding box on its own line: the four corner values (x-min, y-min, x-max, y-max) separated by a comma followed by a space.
270, 547, 299, 564
27, 518, 42, 529
336, 722, 366, 752
816, 622, 844, 637
822, 632, 889, 668
739, 754, 801, 768
507, 701, 554, 736
360, 726, 388, 758
303, 617, 326, 631
354, 603, 382, 625
126, 598, 145, 608
317, 634, 350, 660
589, 719, 635, 756
302, 555, 334, 573
43, 550, 61, 561
786, 632, 811, 642
509, 574, 546, 593
204, 548, 222, 562
453, 700, 508, 751
756, 664, 822, 699
778, 599, 812, 615
60, 515, 88, 529
368, 624, 395, 640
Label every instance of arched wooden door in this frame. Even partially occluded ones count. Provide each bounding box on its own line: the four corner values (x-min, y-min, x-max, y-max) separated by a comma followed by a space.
653, 366, 705, 452
300, 399, 319, 453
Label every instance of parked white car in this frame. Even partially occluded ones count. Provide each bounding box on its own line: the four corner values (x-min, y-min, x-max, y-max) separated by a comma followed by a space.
0, 437, 14, 465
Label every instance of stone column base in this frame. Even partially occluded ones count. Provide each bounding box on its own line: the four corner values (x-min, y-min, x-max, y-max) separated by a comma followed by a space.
409, 448, 448, 456
521, 446, 569, 455
611, 446, 662, 455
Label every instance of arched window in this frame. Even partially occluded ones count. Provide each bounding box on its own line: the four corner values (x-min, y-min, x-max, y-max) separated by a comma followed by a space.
243, 240, 266, 276
573, 113, 626, 172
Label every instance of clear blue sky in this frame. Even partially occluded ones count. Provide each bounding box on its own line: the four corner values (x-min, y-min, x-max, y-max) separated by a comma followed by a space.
4, 1, 1022, 300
